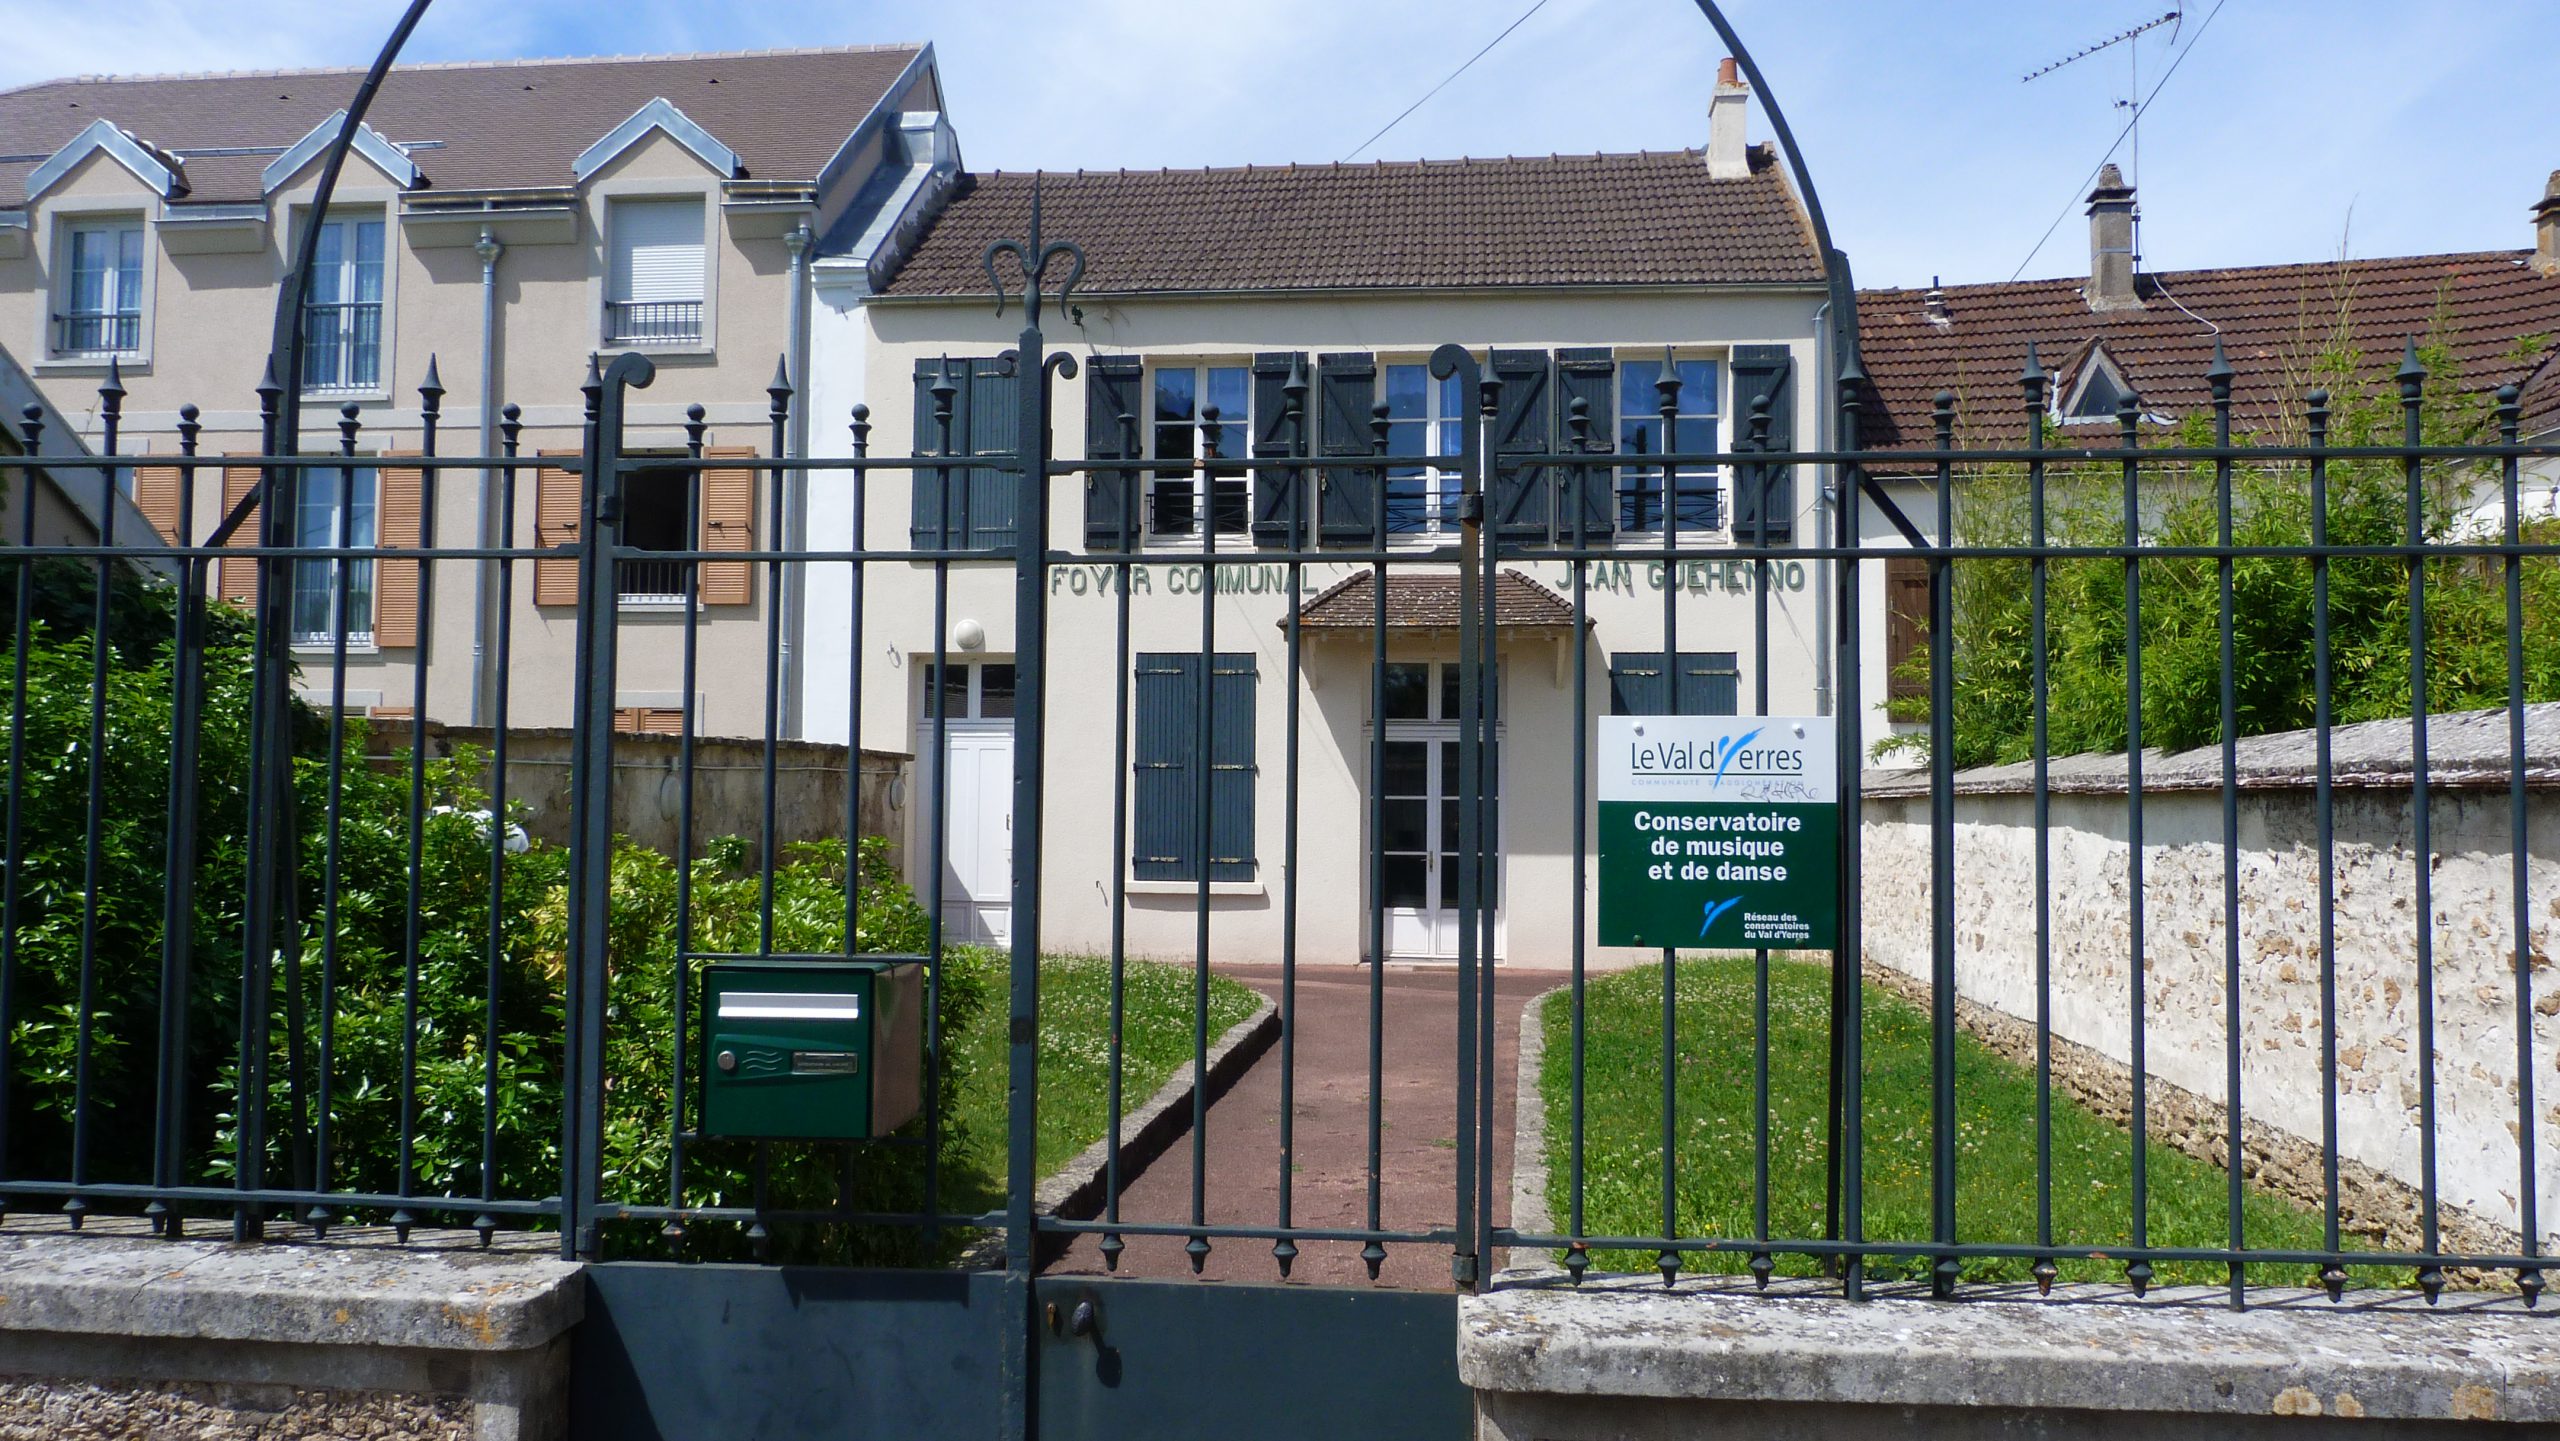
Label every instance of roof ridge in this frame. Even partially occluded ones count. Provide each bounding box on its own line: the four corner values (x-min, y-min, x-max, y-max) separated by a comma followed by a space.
969, 148, 1711, 183
1883, 248, 2540, 299
0, 43, 926, 96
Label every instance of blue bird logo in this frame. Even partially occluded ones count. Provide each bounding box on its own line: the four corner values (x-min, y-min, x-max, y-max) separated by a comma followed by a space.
1711, 728, 1764, 788
1699, 896, 1741, 937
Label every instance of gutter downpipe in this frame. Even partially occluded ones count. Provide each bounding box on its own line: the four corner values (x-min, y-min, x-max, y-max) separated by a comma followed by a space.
1811, 295, 1833, 716
469, 227, 503, 725
781, 219, 814, 739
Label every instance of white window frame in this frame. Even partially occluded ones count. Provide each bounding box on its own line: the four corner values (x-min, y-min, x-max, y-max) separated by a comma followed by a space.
1144, 360, 1253, 543
603, 195, 711, 350
299, 211, 389, 396
1381, 360, 1469, 540
289, 463, 379, 651
1614, 352, 1725, 540
52, 216, 146, 362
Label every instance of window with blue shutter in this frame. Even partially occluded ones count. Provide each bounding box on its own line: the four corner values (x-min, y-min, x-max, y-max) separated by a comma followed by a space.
1608, 651, 1740, 716
910, 356, 1018, 551
1132, 652, 1257, 882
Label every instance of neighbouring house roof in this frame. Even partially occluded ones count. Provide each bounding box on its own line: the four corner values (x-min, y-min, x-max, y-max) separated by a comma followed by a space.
0, 46, 926, 207
1293, 569, 1581, 631
877, 146, 1823, 297
1853, 250, 2560, 453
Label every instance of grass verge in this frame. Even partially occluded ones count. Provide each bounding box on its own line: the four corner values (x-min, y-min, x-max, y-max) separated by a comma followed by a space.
1540, 956, 2336, 1287
951, 951, 1264, 1199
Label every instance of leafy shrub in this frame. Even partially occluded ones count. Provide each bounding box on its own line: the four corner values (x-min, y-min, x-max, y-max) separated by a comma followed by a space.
2, 563, 970, 1260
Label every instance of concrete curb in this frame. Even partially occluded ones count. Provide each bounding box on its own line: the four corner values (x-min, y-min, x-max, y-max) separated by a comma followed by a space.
963, 993, 1281, 1269
1508, 982, 1568, 1254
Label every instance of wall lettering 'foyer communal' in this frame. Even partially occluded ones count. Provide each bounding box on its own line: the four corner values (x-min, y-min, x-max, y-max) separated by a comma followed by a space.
1045, 559, 1813, 600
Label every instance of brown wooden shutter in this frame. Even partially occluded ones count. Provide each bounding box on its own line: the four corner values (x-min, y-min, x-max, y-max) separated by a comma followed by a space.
534, 449, 582, 607
698, 445, 757, 606
217, 455, 263, 604
131, 446, 184, 543
1884, 553, 1930, 716
614, 706, 683, 735
374, 451, 424, 648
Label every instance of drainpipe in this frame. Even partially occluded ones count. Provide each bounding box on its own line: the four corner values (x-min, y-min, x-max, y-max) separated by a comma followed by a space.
468, 226, 504, 726
780, 219, 813, 738
1810, 296, 1833, 717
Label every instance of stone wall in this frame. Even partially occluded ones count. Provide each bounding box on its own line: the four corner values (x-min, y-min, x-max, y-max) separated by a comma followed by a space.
368, 722, 911, 873
0, 1223, 582, 1441
1863, 705, 2560, 1254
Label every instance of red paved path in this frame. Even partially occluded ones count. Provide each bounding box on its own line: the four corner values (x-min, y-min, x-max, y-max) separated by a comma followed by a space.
1045, 964, 1553, 1290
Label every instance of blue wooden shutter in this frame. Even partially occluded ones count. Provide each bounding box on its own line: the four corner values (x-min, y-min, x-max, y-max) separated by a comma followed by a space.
1609, 652, 1740, 715
1555, 347, 1617, 541
1248, 352, 1309, 549
1315, 353, 1379, 545
1132, 654, 1197, 880
1729, 345, 1794, 541
965, 358, 1018, 551
1085, 356, 1143, 552
1489, 349, 1552, 542
1208, 653, 1258, 882
910, 357, 971, 548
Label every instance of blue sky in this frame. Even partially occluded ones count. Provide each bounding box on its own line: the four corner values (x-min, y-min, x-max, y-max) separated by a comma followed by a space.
3, 0, 2552, 290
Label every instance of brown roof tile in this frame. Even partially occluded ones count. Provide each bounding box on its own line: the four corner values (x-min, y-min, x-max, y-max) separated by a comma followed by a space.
1294, 568, 1580, 630
879, 147, 1822, 296
1852, 251, 2560, 453
0, 46, 923, 206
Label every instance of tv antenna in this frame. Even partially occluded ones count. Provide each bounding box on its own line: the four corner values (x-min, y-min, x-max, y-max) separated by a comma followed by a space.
2021, 11, 2182, 84
2023, 10, 2183, 268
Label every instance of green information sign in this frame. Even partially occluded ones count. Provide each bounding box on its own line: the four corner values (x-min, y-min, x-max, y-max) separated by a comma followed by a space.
1597, 715, 1838, 950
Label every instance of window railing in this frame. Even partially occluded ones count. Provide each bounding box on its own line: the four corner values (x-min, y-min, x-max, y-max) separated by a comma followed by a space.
606, 299, 705, 345
616, 555, 690, 602
301, 301, 384, 392
52, 311, 139, 358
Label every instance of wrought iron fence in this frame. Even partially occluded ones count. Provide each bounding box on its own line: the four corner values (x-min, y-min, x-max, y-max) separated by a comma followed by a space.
2, 275, 2556, 1311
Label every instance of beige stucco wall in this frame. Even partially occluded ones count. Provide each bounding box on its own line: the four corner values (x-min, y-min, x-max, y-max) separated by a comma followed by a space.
808, 285, 1849, 965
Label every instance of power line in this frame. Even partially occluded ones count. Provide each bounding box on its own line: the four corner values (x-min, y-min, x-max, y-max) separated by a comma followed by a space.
1339, 0, 1550, 163
2005, 0, 2230, 282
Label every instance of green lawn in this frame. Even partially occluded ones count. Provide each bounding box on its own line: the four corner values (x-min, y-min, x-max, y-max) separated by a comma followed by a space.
1540, 957, 2338, 1287
951, 952, 1264, 1199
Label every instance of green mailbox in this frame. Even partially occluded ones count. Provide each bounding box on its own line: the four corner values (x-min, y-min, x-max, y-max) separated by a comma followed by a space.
698, 957, 925, 1141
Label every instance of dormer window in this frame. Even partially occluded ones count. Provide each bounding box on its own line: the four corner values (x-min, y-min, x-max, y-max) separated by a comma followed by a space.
55, 219, 143, 358
301, 215, 385, 392
606, 198, 706, 346
2059, 346, 2134, 424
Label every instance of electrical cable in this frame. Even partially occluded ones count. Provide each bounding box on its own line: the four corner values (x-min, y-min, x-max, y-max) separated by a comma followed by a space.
1339, 0, 1550, 163
2006, 0, 2230, 282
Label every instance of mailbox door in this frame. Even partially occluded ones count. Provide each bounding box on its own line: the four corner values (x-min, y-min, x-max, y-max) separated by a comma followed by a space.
703, 966, 877, 1140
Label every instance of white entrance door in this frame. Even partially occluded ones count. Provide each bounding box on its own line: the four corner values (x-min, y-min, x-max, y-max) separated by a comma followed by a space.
1379, 733, 1500, 961
919, 662, 1016, 946
939, 727, 1013, 945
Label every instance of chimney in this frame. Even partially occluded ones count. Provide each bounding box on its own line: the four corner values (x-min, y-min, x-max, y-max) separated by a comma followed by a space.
1923, 276, 1950, 327
2534, 170, 2560, 278
2085, 163, 2143, 312
1707, 58, 1750, 181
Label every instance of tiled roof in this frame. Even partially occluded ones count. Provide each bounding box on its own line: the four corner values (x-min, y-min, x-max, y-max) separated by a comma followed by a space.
1293, 568, 1581, 630
0, 46, 923, 206
878, 147, 1822, 296
1853, 251, 2560, 453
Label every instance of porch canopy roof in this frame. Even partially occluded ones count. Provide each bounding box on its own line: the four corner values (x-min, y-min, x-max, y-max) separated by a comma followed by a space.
1289, 568, 1582, 632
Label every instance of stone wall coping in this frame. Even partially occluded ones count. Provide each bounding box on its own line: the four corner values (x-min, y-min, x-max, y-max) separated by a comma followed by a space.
0, 1222, 584, 1354
1460, 1272, 2560, 1423
1865, 701, 2560, 800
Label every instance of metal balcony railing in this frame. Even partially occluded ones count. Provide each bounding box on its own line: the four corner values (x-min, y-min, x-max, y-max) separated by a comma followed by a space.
605, 299, 705, 345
